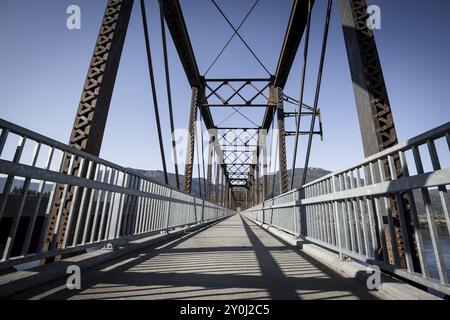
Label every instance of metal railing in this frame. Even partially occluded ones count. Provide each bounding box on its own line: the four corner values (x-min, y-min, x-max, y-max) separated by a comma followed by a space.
243, 122, 450, 295
0, 118, 233, 269
241, 189, 300, 237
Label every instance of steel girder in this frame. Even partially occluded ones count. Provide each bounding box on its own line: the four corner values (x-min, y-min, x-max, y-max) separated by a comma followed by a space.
160, 0, 215, 129
160, 0, 201, 87
203, 77, 277, 204
338, 0, 420, 271
183, 88, 199, 193
259, 129, 269, 201
262, 0, 315, 130
205, 135, 214, 201
275, 87, 288, 194
43, 0, 134, 258
203, 78, 273, 108
275, 0, 316, 88
338, 0, 397, 156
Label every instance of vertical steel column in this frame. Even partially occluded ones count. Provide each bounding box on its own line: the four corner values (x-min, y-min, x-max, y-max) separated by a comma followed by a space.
338, 0, 420, 270
248, 166, 254, 207
255, 150, 260, 205
225, 177, 228, 208
251, 165, 256, 207
244, 189, 249, 210
205, 135, 214, 201
42, 0, 134, 257
183, 87, 199, 193
227, 185, 230, 209
221, 171, 226, 207
275, 87, 288, 194
215, 163, 221, 204
260, 129, 269, 201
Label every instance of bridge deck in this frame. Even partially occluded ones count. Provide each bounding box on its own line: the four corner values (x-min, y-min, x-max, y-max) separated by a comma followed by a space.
11, 215, 389, 300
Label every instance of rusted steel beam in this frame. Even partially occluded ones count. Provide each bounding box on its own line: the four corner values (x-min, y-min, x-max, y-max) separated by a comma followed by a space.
262, 0, 315, 130
205, 136, 214, 201
160, 0, 215, 129
183, 88, 199, 193
338, 0, 420, 271
274, 0, 316, 88
42, 0, 134, 260
275, 87, 288, 194
160, 0, 201, 87
260, 129, 269, 201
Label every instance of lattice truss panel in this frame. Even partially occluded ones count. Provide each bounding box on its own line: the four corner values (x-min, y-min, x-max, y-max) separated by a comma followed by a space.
203, 79, 274, 108
219, 129, 259, 186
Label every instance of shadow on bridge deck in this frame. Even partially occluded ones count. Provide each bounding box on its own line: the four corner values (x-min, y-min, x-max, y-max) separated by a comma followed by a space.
10, 215, 387, 300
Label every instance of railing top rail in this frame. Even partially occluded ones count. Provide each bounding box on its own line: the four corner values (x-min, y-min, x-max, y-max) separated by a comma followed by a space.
265, 188, 298, 203
0, 118, 224, 208
302, 121, 450, 188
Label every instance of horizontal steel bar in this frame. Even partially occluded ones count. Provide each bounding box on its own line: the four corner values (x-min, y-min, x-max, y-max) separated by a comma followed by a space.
301, 168, 450, 205
201, 104, 276, 108
285, 131, 321, 136
204, 78, 272, 82
0, 159, 221, 210
0, 118, 208, 200
302, 122, 450, 188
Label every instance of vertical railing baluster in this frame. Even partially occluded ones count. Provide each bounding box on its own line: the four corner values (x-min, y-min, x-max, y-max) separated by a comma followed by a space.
22, 146, 55, 255
62, 157, 86, 248
2, 141, 39, 260
102, 169, 119, 240
0, 129, 10, 157
399, 151, 429, 277
363, 164, 379, 259
356, 167, 371, 257
377, 158, 401, 266
370, 161, 389, 263
89, 167, 109, 242
343, 172, 356, 252
71, 160, 94, 247
97, 168, 116, 241
387, 155, 414, 272
427, 140, 450, 239
349, 170, 363, 255
0, 137, 27, 224
81, 164, 102, 244
413, 145, 448, 283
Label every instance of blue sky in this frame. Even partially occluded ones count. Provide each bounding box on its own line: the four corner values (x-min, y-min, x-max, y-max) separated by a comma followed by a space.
0, 0, 449, 175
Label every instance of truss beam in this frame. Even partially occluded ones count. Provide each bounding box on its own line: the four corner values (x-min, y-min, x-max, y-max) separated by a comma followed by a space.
338, 0, 420, 271
42, 0, 134, 258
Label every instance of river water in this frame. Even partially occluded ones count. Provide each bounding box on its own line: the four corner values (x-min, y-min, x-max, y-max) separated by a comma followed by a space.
422, 227, 450, 282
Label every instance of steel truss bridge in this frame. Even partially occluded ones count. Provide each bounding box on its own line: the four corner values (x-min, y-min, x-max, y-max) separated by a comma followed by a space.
0, 0, 449, 300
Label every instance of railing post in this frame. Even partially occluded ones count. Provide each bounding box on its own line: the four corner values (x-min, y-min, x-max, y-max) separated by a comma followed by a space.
293, 190, 299, 237
332, 175, 345, 260
164, 189, 172, 231
107, 171, 125, 240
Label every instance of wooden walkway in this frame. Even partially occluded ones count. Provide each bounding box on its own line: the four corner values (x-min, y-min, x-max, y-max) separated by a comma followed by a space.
10, 215, 388, 300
